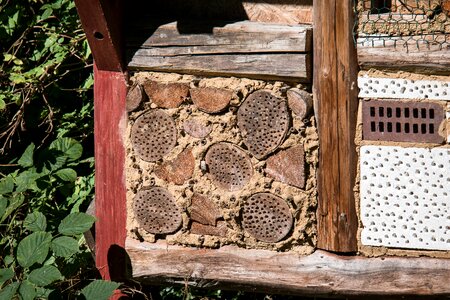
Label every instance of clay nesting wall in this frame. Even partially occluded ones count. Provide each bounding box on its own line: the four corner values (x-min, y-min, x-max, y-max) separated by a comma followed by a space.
125, 72, 318, 253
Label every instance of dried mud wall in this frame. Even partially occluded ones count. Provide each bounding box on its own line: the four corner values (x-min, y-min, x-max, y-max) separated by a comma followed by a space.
125, 72, 318, 254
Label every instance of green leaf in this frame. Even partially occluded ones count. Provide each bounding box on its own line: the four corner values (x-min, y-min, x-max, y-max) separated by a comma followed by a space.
28, 266, 61, 287
0, 176, 14, 194
0, 99, 5, 110
40, 8, 53, 20
1, 194, 24, 223
58, 212, 95, 236
0, 282, 19, 300
18, 143, 35, 168
15, 169, 41, 192
17, 232, 52, 268
19, 280, 36, 300
49, 137, 83, 161
0, 268, 14, 285
81, 280, 120, 300
24, 212, 47, 232
3, 255, 14, 266
51, 236, 79, 258
55, 168, 77, 182
0, 197, 6, 218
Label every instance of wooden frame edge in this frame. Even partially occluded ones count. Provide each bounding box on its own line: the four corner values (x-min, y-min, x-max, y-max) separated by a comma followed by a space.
126, 238, 450, 296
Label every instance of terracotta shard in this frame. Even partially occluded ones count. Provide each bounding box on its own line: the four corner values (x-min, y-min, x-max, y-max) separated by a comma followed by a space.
131, 110, 177, 162
155, 147, 195, 185
189, 193, 221, 226
133, 187, 182, 234
143, 81, 189, 108
205, 142, 253, 192
126, 84, 146, 112
190, 87, 232, 113
242, 193, 293, 243
287, 88, 313, 119
265, 145, 305, 189
237, 90, 290, 159
183, 119, 212, 139
190, 221, 228, 237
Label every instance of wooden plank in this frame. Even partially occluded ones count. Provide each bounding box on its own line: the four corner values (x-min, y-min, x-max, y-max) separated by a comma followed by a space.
127, 21, 312, 53
242, 2, 313, 24
126, 238, 450, 296
94, 64, 128, 282
74, 0, 124, 71
357, 41, 450, 75
128, 53, 311, 82
313, 0, 359, 251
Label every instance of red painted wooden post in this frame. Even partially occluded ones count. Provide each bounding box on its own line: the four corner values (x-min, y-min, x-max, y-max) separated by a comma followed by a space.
93, 64, 128, 281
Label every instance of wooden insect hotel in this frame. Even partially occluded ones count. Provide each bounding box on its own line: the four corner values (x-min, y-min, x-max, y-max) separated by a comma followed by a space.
74, 0, 449, 297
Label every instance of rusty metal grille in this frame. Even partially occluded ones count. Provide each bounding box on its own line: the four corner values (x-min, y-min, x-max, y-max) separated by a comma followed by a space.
362, 99, 445, 143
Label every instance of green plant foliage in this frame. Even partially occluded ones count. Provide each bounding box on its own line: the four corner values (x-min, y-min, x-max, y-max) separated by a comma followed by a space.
0, 0, 120, 297
28, 265, 62, 287
58, 212, 95, 236
81, 280, 121, 300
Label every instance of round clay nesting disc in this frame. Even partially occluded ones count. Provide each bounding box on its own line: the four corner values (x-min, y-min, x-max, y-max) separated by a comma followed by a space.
242, 193, 293, 243
133, 187, 182, 234
237, 90, 289, 159
205, 142, 253, 192
131, 110, 177, 162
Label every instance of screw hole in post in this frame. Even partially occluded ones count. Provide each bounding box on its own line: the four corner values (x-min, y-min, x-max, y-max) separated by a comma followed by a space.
94, 31, 104, 40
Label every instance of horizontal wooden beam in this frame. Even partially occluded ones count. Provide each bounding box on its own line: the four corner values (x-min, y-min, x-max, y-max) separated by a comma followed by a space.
126, 238, 450, 296
128, 53, 311, 82
357, 37, 450, 75
127, 20, 312, 53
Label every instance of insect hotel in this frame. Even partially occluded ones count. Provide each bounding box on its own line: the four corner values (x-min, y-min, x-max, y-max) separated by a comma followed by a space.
75, 0, 449, 297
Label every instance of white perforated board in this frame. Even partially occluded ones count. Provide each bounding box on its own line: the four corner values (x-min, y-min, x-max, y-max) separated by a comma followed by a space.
358, 76, 450, 101
360, 145, 450, 251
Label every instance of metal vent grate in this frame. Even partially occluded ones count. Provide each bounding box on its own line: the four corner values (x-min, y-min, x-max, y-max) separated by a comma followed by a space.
362, 100, 444, 143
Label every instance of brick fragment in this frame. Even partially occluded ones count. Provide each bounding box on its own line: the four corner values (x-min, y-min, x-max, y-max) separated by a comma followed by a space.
265, 145, 305, 189
287, 88, 313, 119
155, 147, 194, 185
190, 87, 232, 113
143, 81, 189, 108
189, 193, 221, 226
183, 118, 212, 139
190, 221, 228, 237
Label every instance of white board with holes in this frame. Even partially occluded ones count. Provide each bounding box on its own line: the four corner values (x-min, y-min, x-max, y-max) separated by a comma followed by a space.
358, 76, 450, 101
360, 145, 450, 251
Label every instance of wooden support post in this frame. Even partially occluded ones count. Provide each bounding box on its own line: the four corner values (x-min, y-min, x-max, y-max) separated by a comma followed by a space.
313, 0, 359, 252
94, 65, 128, 280
74, 0, 128, 284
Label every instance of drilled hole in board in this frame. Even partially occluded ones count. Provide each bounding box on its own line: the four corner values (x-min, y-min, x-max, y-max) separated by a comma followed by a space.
205, 142, 253, 192
131, 110, 177, 162
237, 90, 289, 159
242, 193, 293, 243
133, 187, 182, 234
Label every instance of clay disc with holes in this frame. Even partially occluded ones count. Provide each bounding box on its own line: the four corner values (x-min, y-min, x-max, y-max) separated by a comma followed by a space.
131, 110, 177, 162
242, 193, 293, 243
133, 187, 182, 234
237, 90, 289, 159
205, 142, 253, 192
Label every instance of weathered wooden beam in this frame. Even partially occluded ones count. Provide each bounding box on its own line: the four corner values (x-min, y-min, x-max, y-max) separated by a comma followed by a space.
127, 21, 312, 53
126, 239, 450, 296
357, 42, 450, 75
128, 53, 311, 82
313, 0, 359, 251
94, 65, 128, 282
74, 0, 124, 71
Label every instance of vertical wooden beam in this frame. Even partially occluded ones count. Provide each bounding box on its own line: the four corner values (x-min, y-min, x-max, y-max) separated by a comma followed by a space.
313, 0, 359, 252
94, 64, 128, 280
74, 0, 124, 71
